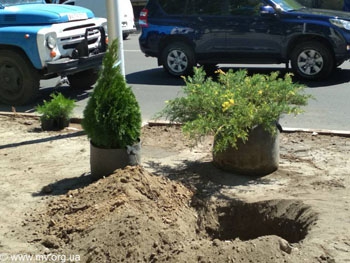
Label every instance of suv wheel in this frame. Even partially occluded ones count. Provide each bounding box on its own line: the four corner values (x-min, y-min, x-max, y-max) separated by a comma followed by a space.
291, 41, 334, 80
161, 42, 195, 77
201, 63, 218, 75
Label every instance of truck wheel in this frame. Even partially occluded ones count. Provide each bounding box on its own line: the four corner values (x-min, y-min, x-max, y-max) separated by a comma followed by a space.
290, 41, 334, 80
161, 42, 195, 77
0, 50, 39, 105
68, 69, 99, 89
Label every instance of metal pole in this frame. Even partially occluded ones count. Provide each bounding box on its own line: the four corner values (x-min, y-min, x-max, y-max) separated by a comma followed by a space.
105, 0, 125, 77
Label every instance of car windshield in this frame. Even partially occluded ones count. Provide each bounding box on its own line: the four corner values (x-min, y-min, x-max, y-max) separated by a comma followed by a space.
269, 0, 304, 11
0, 0, 44, 7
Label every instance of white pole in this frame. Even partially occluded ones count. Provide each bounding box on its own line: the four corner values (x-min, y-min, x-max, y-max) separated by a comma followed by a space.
105, 0, 125, 77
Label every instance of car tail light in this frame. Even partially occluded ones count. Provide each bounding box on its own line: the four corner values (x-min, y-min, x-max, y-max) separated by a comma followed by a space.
139, 8, 149, 28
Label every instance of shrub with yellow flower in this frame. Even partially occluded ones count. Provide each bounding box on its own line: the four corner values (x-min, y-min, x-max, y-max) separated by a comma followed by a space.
158, 67, 311, 154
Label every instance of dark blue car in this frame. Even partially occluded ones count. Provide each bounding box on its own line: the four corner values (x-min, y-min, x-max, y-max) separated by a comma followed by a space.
139, 0, 350, 80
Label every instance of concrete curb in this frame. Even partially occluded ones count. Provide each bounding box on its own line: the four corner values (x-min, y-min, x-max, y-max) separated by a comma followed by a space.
281, 127, 350, 137
1, 111, 350, 137
147, 120, 350, 137
0, 111, 39, 118
0, 111, 83, 124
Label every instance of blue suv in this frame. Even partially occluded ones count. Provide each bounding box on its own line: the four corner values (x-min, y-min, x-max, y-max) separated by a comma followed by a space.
139, 0, 350, 80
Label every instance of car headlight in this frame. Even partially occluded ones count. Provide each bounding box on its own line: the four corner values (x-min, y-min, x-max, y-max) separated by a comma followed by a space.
330, 18, 350, 30
102, 22, 108, 36
46, 35, 57, 49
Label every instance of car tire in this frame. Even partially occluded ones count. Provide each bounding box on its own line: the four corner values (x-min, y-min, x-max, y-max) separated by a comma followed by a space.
68, 69, 99, 89
0, 50, 39, 105
290, 41, 334, 80
201, 63, 218, 75
161, 42, 195, 77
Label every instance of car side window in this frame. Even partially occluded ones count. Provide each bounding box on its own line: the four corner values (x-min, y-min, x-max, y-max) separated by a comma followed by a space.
157, 0, 259, 16
229, 0, 262, 16
158, 0, 187, 15
193, 0, 224, 15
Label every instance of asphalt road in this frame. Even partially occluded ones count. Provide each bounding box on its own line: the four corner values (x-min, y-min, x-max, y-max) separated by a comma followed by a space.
1, 33, 350, 131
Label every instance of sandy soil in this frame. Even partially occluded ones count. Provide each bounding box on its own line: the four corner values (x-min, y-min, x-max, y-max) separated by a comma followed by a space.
0, 114, 349, 263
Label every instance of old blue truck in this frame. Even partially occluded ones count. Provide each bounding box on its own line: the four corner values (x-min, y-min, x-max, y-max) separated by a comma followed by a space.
0, 0, 107, 105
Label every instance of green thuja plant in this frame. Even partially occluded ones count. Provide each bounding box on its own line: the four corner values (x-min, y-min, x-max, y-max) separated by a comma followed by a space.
36, 92, 75, 121
82, 39, 141, 149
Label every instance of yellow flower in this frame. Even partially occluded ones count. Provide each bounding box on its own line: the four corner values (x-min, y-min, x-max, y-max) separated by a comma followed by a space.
222, 98, 234, 112
258, 90, 263, 95
215, 69, 226, 75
